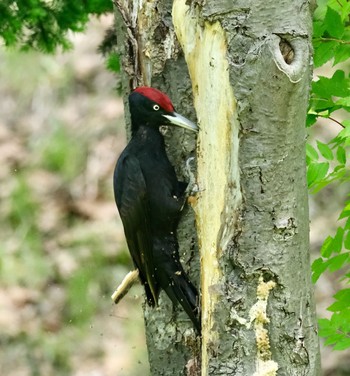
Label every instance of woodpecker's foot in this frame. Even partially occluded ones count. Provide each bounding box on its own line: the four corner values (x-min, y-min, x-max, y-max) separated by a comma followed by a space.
184, 157, 199, 196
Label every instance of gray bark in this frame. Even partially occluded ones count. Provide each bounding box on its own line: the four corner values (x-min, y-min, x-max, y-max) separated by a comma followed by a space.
114, 0, 321, 375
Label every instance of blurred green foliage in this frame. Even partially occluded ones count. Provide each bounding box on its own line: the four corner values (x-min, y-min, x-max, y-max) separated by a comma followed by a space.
3, 174, 52, 288
106, 52, 121, 73
39, 124, 88, 182
0, 0, 121, 75
0, 0, 113, 52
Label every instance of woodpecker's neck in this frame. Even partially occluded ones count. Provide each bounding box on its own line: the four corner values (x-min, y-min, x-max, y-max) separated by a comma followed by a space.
132, 125, 165, 148
130, 118, 159, 136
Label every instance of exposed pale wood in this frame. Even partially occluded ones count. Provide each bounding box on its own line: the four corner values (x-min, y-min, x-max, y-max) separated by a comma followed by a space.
173, 3, 241, 374
111, 269, 139, 304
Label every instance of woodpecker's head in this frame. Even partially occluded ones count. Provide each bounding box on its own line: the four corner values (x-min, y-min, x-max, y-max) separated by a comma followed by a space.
128, 86, 198, 133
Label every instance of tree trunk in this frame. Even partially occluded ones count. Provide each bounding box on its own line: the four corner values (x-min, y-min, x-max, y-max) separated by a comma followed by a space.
114, 1, 321, 375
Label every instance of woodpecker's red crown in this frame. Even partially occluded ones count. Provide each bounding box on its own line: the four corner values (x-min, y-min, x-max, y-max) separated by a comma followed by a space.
134, 87, 174, 112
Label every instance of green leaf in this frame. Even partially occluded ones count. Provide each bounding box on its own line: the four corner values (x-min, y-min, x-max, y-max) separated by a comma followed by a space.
324, 333, 344, 346
306, 143, 319, 162
339, 202, 350, 220
338, 122, 350, 140
328, 288, 350, 311
333, 338, 350, 351
332, 309, 350, 329
328, 299, 349, 312
334, 288, 350, 302
345, 217, 350, 231
321, 235, 334, 257
336, 146, 346, 164
318, 318, 333, 336
333, 227, 344, 254
331, 70, 350, 97
324, 7, 345, 39
329, 0, 350, 21
313, 40, 339, 68
315, 71, 349, 99
318, 313, 350, 350
334, 44, 350, 66
344, 231, 350, 250
306, 113, 318, 127
313, 0, 328, 21
307, 161, 329, 187
328, 253, 349, 273
317, 140, 334, 160
312, 257, 329, 283
335, 97, 350, 108
313, 20, 326, 39
309, 97, 336, 112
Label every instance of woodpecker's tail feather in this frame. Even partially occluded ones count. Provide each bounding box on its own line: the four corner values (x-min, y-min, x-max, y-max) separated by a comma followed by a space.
164, 272, 201, 334
157, 261, 201, 334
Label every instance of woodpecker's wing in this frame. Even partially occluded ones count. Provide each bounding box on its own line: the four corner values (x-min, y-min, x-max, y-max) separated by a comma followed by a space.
113, 154, 158, 306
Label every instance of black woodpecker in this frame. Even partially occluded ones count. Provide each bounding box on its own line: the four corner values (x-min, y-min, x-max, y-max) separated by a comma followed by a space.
113, 87, 200, 333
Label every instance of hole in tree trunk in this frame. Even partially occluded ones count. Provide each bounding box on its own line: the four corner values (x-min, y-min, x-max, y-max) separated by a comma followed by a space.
279, 39, 294, 65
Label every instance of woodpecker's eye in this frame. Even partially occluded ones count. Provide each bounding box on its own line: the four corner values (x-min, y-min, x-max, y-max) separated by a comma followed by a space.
153, 104, 160, 111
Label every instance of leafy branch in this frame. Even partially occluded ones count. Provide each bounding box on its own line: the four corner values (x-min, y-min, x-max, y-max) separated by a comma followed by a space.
308, 0, 350, 351
326, 116, 345, 128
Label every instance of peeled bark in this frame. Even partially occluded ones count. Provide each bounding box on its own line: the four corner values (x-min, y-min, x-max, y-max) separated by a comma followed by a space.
114, 1, 321, 375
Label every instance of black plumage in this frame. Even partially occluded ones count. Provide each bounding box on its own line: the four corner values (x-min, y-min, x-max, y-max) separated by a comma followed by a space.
113, 87, 200, 332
